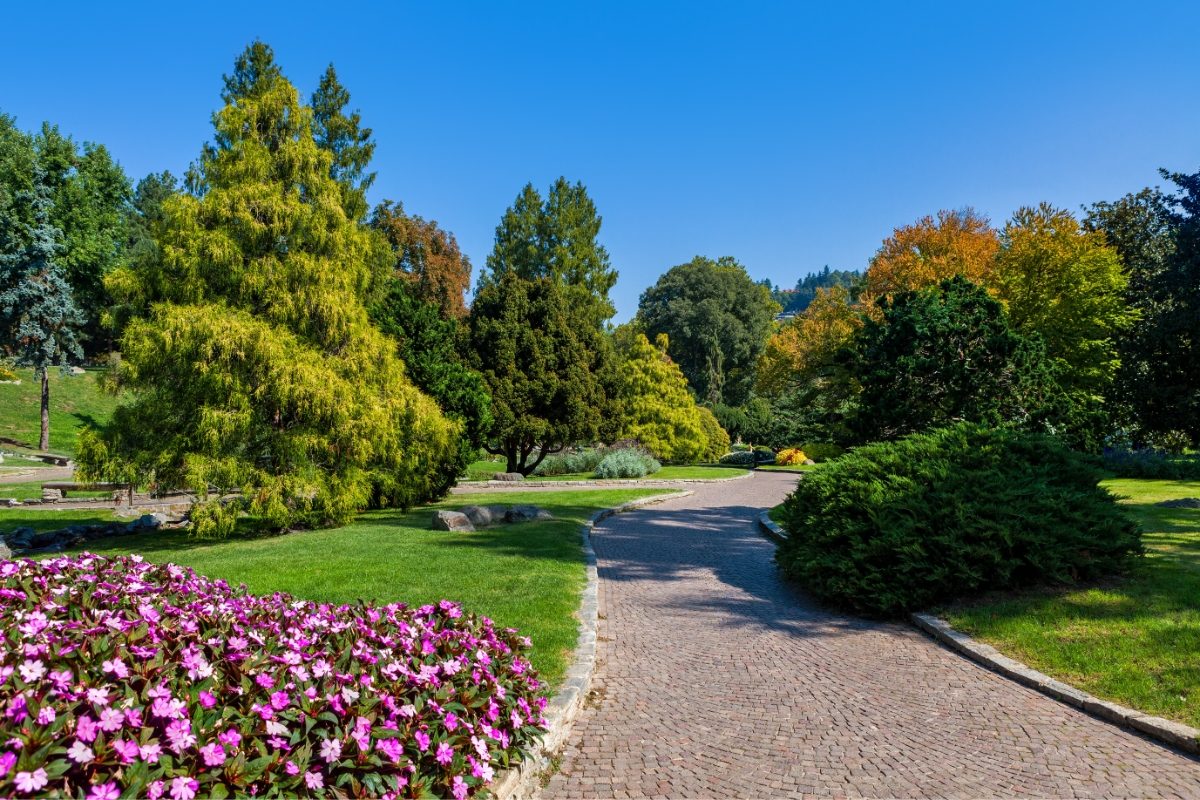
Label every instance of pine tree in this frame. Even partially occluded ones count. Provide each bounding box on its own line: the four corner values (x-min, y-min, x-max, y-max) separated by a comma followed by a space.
311, 65, 376, 222
77, 43, 459, 536
615, 333, 708, 462
0, 167, 83, 450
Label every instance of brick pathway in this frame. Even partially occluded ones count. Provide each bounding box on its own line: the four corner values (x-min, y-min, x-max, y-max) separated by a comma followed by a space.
540, 471, 1200, 799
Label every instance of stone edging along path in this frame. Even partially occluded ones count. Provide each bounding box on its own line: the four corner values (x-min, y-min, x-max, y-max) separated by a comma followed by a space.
755, 511, 1200, 757
492, 490, 694, 800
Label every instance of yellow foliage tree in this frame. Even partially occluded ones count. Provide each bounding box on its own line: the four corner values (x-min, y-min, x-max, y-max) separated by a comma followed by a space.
757, 286, 863, 398
616, 333, 707, 463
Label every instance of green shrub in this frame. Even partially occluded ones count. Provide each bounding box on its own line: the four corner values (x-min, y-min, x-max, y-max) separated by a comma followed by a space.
594, 449, 661, 479
719, 451, 755, 466
730, 443, 752, 452
535, 448, 605, 476
799, 442, 844, 462
1101, 448, 1200, 480
752, 445, 776, 464
775, 423, 1142, 616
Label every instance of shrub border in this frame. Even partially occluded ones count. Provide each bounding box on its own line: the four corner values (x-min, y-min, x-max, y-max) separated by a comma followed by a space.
911, 613, 1200, 755
492, 490, 695, 799
756, 512, 1200, 755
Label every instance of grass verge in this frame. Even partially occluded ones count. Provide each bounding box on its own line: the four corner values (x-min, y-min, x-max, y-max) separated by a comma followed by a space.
0, 508, 120, 533
0, 368, 119, 456
943, 477, 1200, 728
10, 489, 670, 686
528, 465, 747, 482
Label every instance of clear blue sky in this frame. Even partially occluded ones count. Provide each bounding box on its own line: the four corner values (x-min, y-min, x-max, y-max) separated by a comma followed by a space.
3, 1, 1197, 321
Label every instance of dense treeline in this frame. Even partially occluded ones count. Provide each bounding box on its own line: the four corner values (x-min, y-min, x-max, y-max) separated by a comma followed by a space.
2, 38, 1197, 537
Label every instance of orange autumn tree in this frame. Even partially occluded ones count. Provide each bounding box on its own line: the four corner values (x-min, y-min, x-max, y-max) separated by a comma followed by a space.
371, 200, 472, 318
862, 208, 1000, 311
757, 286, 863, 397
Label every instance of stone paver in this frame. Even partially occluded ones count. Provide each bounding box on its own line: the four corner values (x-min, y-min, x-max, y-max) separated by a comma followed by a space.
540, 471, 1200, 799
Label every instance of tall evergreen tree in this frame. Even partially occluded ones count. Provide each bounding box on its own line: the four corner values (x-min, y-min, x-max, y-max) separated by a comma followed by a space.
0, 168, 83, 450
105, 171, 178, 338
78, 43, 459, 536
311, 65, 376, 222
480, 178, 617, 328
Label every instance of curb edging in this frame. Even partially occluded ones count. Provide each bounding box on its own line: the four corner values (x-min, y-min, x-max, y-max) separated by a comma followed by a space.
911, 612, 1200, 756
492, 490, 694, 799
757, 511, 787, 544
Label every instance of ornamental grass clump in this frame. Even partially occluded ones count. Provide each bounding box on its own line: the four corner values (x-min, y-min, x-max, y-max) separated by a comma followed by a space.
593, 449, 660, 479
775, 423, 1142, 616
0, 554, 547, 798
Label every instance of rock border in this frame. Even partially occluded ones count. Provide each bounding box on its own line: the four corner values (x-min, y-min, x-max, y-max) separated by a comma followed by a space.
912, 613, 1200, 755
757, 513, 1200, 756
491, 489, 694, 800
757, 510, 786, 543
457, 470, 753, 490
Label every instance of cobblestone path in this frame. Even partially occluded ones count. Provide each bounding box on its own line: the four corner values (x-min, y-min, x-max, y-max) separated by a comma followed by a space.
540, 471, 1200, 799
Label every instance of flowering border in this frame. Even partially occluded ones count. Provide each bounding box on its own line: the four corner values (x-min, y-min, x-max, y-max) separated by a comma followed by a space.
491, 490, 694, 799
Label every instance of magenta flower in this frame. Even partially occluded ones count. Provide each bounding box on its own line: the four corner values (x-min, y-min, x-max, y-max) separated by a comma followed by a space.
285, 760, 300, 775
217, 729, 242, 748
146, 781, 165, 800
436, 741, 453, 766
305, 771, 324, 790
319, 737, 342, 763
198, 690, 217, 709
415, 730, 431, 752
200, 741, 226, 766
101, 658, 129, 679
88, 781, 120, 800
170, 776, 198, 800
452, 775, 468, 800
139, 741, 163, 763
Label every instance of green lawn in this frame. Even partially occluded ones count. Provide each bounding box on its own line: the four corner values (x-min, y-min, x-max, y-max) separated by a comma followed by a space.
0, 508, 120, 533
464, 457, 507, 481
757, 463, 819, 473
944, 477, 1200, 728
9, 489, 669, 686
0, 368, 120, 456
528, 465, 747, 481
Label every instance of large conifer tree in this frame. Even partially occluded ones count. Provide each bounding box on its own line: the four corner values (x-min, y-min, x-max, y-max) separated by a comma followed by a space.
80, 43, 459, 536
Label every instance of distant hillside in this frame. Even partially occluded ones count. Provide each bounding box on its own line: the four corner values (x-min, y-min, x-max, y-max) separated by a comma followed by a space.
0, 368, 119, 456
763, 267, 861, 315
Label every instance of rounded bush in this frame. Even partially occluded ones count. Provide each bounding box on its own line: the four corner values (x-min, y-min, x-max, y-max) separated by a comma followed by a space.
776, 448, 808, 466
534, 449, 604, 477
775, 424, 1142, 616
594, 449, 661, 479
718, 451, 755, 466
0, 554, 546, 797
798, 442, 844, 463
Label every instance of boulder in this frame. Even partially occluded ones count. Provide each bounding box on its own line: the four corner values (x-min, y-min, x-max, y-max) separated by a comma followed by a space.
461, 505, 493, 527
4, 527, 34, 550
505, 505, 553, 523
431, 510, 475, 532
0, 541, 11, 560
492, 472, 525, 482
803, 459, 816, 465
41, 488, 63, 501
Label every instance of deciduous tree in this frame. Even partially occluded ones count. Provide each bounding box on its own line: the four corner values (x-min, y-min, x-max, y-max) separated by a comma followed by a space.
372, 201, 471, 318
636, 255, 778, 405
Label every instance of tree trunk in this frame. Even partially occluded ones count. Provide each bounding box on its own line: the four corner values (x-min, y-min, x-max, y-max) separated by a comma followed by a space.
39, 368, 50, 451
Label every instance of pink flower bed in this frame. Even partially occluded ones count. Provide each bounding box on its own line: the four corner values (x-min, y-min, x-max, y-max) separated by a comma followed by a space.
0, 554, 547, 797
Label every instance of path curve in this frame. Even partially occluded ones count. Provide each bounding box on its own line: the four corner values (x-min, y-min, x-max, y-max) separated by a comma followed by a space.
541, 471, 1200, 799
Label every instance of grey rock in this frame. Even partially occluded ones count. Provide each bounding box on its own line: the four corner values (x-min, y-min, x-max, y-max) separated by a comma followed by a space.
41, 488, 63, 501
2, 498, 19, 507
4, 527, 34, 549
432, 510, 475, 532
461, 505, 493, 527
802, 458, 816, 465
505, 505, 553, 523
0, 541, 11, 560
492, 471, 525, 482
1156, 497, 1200, 509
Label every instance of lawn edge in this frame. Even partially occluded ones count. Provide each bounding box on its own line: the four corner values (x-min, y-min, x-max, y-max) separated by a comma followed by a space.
910, 612, 1200, 756
493, 489, 694, 799
757, 510, 786, 543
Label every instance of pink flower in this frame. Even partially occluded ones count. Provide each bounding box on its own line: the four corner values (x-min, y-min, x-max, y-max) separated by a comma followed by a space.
67, 739, 95, 764
218, 729, 242, 748
200, 741, 226, 766
198, 690, 217, 709
17, 659, 44, 683
98, 706, 123, 732
378, 737, 403, 763
86, 687, 109, 706
305, 771, 324, 790
285, 760, 300, 776
0, 752, 15, 777
319, 737, 342, 763
36, 706, 55, 725
270, 690, 289, 710
147, 781, 165, 800
76, 714, 99, 743
452, 775, 468, 800
88, 781, 120, 800
140, 741, 163, 763
101, 658, 129, 679
444, 711, 459, 731
14, 768, 48, 793
436, 741, 454, 765
170, 776, 198, 800
415, 729, 431, 752
166, 719, 196, 753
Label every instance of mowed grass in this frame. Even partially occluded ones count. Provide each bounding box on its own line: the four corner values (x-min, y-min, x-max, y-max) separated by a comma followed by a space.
18, 489, 670, 686
757, 463, 820, 473
0, 368, 120, 456
944, 477, 1200, 728
0, 508, 119, 533
0, 480, 110, 501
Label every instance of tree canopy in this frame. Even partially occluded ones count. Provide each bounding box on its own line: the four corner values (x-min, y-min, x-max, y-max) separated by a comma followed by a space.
79, 44, 458, 536
372, 200, 471, 318
311, 64, 376, 222
469, 271, 605, 474
636, 255, 778, 406
615, 333, 707, 463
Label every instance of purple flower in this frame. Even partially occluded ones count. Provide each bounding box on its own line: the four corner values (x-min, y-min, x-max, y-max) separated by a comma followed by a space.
435, 741, 453, 766
88, 781, 120, 800
170, 776, 198, 800
415, 730, 431, 752
452, 775, 468, 800
147, 781, 165, 800
198, 690, 217, 709
319, 737, 342, 763
200, 741, 226, 766
305, 771, 324, 790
